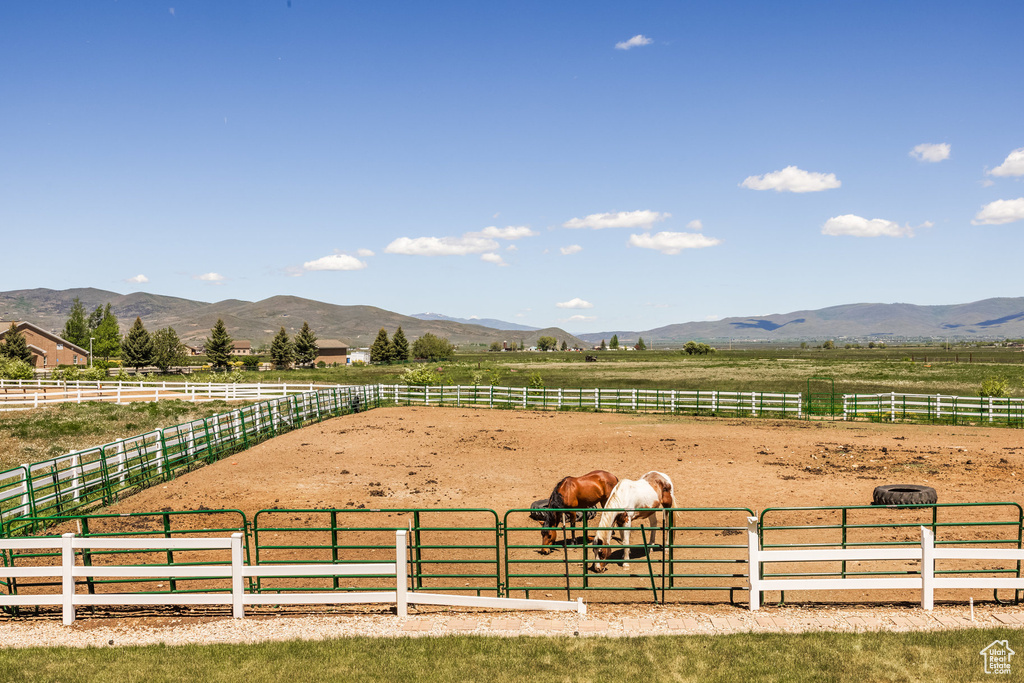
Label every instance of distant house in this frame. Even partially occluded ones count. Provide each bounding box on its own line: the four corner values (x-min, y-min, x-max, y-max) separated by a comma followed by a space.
0, 321, 90, 369
315, 339, 348, 366
348, 350, 370, 364
184, 344, 203, 356
230, 340, 252, 356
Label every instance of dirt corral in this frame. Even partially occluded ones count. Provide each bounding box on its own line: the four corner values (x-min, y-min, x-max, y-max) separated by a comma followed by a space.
110, 406, 1024, 516
35, 407, 1024, 608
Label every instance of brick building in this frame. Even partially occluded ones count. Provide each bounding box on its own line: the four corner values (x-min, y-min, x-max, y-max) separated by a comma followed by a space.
0, 322, 90, 369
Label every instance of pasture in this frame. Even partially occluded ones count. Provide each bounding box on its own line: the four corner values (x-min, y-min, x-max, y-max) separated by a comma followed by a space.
172, 347, 1024, 396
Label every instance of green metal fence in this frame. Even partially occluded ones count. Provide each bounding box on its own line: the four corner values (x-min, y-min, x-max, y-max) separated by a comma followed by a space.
1, 509, 249, 615
759, 502, 1024, 603
251, 508, 501, 596
0, 385, 380, 532
503, 506, 754, 603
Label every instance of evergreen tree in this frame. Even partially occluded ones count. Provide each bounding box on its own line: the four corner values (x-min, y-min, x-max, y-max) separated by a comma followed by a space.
294, 321, 319, 367
599, 339, 606, 350
152, 327, 188, 373
636, 336, 647, 351
206, 319, 233, 370
87, 305, 104, 331
121, 317, 154, 370
93, 303, 121, 361
62, 297, 90, 347
560, 340, 568, 351
370, 328, 393, 364
270, 327, 294, 369
1, 323, 33, 364
610, 334, 619, 349
391, 326, 410, 362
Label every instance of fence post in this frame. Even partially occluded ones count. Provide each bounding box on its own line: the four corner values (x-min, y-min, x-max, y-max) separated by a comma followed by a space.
921, 526, 934, 610
747, 516, 760, 611
20, 464, 33, 518
70, 454, 81, 503
396, 529, 408, 618
62, 532, 76, 626
231, 533, 245, 618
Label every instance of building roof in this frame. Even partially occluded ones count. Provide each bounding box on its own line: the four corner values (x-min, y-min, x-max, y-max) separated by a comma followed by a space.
232, 340, 252, 349
0, 321, 90, 356
317, 339, 349, 350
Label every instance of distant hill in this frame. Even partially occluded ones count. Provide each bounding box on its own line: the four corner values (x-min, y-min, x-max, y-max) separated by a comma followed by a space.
578, 298, 1024, 345
0, 288, 586, 350
410, 312, 539, 332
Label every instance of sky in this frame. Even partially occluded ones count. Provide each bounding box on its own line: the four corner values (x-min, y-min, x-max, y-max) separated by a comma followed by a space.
2, 2, 1023, 335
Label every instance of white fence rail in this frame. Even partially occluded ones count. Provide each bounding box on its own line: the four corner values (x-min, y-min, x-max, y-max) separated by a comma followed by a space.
0, 379, 336, 411
0, 530, 584, 625
844, 392, 1024, 424
384, 384, 804, 416
746, 517, 1024, 610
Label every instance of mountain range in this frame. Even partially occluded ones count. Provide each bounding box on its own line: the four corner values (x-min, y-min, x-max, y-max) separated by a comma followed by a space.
2, 288, 1023, 349
0, 288, 582, 349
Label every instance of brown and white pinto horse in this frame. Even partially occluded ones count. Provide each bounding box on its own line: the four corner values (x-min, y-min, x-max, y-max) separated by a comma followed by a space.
533, 470, 618, 553
589, 471, 676, 572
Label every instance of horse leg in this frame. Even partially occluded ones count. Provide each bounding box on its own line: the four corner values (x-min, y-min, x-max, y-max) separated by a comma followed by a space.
622, 517, 632, 570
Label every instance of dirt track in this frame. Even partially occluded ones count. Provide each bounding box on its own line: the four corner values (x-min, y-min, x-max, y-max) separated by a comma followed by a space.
109, 406, 1024, 517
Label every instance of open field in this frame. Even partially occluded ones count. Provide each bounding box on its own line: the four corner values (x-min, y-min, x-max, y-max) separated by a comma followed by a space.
0, 629, 1014, 682
164, 348, 1024, 396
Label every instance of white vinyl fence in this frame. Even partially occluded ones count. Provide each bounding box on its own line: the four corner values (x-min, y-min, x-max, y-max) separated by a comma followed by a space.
746, 517, 1024, 610
0, 530, 584, 625
0, 379, 335, 411
843, 392, 1024, 424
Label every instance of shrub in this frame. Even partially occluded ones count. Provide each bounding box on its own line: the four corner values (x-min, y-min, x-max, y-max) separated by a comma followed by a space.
980, 377, 1010, 398
0, 356, 34, 380
401, 365, 440, 385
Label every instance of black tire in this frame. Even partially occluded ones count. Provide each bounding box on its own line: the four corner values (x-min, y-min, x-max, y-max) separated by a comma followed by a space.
872, 484, 937, 506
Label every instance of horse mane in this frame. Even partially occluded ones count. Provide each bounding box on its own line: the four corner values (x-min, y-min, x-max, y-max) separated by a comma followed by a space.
547, 476, 571, 511
641, 470, 677, 507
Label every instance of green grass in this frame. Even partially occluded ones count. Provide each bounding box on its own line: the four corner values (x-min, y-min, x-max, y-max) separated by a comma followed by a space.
0, 630, 1013, 682
167, 347, 1024, 397
0, 400, 242, 473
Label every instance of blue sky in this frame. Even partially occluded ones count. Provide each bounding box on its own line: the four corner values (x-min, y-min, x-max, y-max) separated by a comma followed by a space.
2, 1, 1023, 334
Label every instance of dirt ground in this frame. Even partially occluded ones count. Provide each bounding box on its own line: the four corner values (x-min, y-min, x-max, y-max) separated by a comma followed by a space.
110, 406, 1024, 517
9, 407, 1024, 629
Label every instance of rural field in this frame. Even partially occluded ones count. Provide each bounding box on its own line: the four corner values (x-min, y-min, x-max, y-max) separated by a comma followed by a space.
181, 347, 1024, 396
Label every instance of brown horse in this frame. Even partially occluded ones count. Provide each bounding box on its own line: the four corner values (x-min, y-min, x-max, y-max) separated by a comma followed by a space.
536, 470, 618, 553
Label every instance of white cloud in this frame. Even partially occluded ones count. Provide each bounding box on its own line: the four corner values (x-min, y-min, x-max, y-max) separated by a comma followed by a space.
480, 253, 507, 266
303, 253, 368, 271
615, 34, 652, 50
473, 225, 537, 240
563, 210, 670, 230
989, 148, 1024, 177
560, 244, 583, 255
125, 274, 149, 284
566, 314, 596, 322
385, 225, 533, 258
910, 143, 950, 163
980, 179, 996, 188
741, 166, 841, 193
628, 231, 721, 254
356, 248, 375, 257
821, 214, 917, 237
972, 198, 1024, 225
556, 298, 594, 309
384, 235, 499, 256
686, 219, 703, 230
195, 272, 225, 283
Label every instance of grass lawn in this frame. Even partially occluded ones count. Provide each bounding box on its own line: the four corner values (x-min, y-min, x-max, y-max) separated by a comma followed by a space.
0, 630, 1013, 682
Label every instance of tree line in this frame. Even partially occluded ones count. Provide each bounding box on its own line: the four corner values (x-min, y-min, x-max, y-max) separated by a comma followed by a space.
371, 327, 455, 363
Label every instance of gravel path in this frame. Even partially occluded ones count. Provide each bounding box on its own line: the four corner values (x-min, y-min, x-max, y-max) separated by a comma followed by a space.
2, 604, 1022, 649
